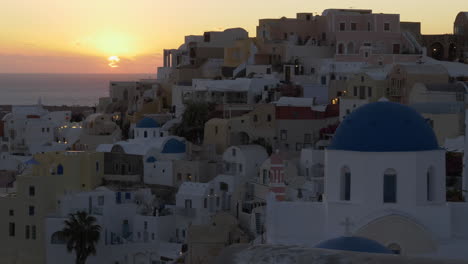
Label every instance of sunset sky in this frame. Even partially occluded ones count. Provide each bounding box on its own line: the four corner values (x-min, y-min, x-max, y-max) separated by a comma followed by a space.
1, 0, 466, 73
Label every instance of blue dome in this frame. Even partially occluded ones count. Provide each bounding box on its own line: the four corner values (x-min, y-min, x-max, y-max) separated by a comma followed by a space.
315, 236, 394, 254
329, 102, 439, 152
136, 117, 160, 128
162, 138, 186, 154
146, 156, 157, 163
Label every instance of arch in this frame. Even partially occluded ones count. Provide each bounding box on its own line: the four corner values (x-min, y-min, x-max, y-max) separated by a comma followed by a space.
57, 164, 64, 175
356, 214, 437, 255
429, 42, 444, 60
383, 168, 397, 203
337, 43, 345, 54
347, 42, 355, 54
111, 145, 125, 153
50, 231, 66, 244
340, 166, 351, 201
426, 166, 435, 202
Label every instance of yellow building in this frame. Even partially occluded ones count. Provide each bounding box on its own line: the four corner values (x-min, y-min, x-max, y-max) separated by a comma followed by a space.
0, 151, 104, 264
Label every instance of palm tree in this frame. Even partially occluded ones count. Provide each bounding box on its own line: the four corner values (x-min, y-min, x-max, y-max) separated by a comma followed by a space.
61, 211, 101, 264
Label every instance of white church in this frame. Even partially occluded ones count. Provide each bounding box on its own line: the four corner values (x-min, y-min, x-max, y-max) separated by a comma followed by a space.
265, 101, 468, 260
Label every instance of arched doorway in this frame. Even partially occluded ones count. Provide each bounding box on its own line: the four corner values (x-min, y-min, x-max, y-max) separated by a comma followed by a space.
429, 42, 444, 60
356, 214, 437, 255
230, 132, 250, 145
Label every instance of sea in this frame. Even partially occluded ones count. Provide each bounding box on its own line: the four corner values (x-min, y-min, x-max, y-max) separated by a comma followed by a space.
0, 73, 155, 106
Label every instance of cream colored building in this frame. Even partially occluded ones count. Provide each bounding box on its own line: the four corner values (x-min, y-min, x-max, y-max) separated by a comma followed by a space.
0, 151, 104, 264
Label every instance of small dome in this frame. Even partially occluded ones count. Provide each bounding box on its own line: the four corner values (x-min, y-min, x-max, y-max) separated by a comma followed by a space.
146, 156, 157, 163
315, 236, 394, 254
329, 102, 439, 152
162, 138, 186, 154
136, 117, 160, 128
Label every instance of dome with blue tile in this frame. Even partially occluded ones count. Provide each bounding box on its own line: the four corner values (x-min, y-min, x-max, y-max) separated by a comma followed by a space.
329, 102, 439, 152
162, 138, 186, 154
146, 156, 157, 163
136, 117, 160, 128
315, 236, 394, 254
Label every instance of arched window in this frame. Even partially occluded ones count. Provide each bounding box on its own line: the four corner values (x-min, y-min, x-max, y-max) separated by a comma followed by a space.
51, 231, 66, 244
144, 131, 148, 138
427, 167, 435, 202
383, 169, 397, 203
340, 167, 351, 201
57, 164, 64, 175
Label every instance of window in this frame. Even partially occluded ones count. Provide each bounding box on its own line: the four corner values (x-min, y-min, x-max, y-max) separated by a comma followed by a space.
321, 75, 327, 85
337, 43, 344, 54
353, 86, 358, 97
46, 128, 50, 133
267, 114, 272, 122
215, 126, 218, 135
29, 186, 35, 197
280, 130, 287, 140
253, 115, 258, 122
51, 231, 66, 244
204, 198, 207, 208
184, 199, 192, 209
339, 23, 346, 31
232, 148, 236, 156
144, 221, 148, 230
340, 167, 351, 201
216, 197, 220, 207
177, 173, 182, 181
383, 169, 397, 203
239, 164, 243, 172
144, 131, 148, 138
9, 210, 14, 216
96, 162, 99, 172
98, 196, 104, 206
368, 87, 372, 97
351, 23, 357, 31
393, 44, 400, 54
125, 192, 131, 200
42, 128, 45, 133
28, 206, 35, 216
32, 225, 36, 240
367, 22, 371, 31
427, 167, 435, 202
296, 143, 302, 151
25, 225, 30, 239
57, 164, 64, 175
9, 222, 15, 237
384, 23, 390, 31
220, 182, 228, 191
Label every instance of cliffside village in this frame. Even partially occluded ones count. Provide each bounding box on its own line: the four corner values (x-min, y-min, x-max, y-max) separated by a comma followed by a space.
1, 8, 468, 264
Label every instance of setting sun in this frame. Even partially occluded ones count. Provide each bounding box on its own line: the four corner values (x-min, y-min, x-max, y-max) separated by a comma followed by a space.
108, 55, 120, 68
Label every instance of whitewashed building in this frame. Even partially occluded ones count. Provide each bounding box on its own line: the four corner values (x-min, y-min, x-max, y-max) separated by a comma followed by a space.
45, 187, 182, 264
266, 101, 468, 261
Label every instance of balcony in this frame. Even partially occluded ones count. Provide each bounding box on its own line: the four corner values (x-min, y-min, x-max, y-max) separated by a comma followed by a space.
176, 207, 196, 217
